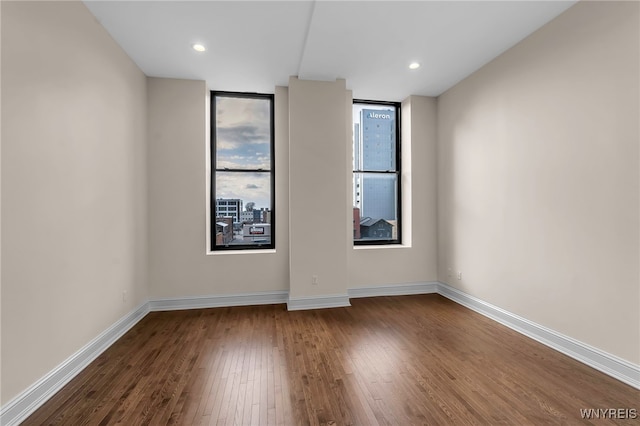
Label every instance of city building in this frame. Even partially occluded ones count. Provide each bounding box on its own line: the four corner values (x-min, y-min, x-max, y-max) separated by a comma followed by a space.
353, 207, 361, 239
242, 223, 271, 243
240, 210, 255, 223
354, 108, 397, 222
261, 208, 272, 225
359, 218, 393, 240
239, 208, 270, 225
215, 198, 242, 224
215, 216, 234, 245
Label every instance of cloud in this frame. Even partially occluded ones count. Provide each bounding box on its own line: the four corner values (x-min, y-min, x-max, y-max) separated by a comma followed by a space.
216, 137, 270, 169
214, 103, 271, 169
217, 124, 269, 146
213, 96, 272, 208
215, 97, 270, 151
215, 172, 271, 209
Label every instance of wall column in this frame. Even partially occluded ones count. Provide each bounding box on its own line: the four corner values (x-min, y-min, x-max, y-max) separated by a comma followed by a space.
287, 77, 351, 309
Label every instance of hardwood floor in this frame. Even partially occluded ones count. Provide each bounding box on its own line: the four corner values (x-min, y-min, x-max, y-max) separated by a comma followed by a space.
24, 295, 638, 425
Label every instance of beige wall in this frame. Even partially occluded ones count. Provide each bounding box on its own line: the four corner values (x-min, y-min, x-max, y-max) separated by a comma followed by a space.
147, 79, 291, 297
349, 95, 438, 288
437, 1, 639, 364
1, 1, 148, 404
0, 0, 4, 405
288, 77, 350, 299
147, 77, 438, 301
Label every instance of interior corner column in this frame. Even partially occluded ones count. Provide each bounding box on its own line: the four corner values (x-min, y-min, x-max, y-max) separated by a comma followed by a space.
287, 77, 350, 309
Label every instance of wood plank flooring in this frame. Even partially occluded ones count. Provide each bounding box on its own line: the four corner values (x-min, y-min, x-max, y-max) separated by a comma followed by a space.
24, 295, 639, 425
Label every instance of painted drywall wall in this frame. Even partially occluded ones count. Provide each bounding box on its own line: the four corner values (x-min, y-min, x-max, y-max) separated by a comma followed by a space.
147, 79, 290, 297
437, 1, 639, 364
349, 95, 438, 288
0, 0, 4, 406
147, 77, 440, 301
147, 76, 438, 301
0, 2, 3, 407
288, 77, 350, 299
1, 0, 148, 404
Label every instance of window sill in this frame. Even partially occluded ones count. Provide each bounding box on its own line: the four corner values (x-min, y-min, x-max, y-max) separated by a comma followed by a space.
207, 249, 277, 256
353, 244, 410, 250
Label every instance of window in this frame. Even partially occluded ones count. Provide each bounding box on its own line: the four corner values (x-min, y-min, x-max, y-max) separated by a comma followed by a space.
211, 92, 275, 250
352, 100, 401, 245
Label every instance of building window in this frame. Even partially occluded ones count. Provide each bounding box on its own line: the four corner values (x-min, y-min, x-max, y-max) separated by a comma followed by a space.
211, 92, 275, 250
352, 100, 401, 245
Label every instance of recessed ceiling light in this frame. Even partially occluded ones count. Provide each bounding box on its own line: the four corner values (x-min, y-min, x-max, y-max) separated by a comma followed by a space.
409, 62, 421, 70
192, 44, 206, 52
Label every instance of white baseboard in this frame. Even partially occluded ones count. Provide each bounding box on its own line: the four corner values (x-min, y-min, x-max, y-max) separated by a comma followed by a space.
0, 302, 150, 426
348, 281, 438, 298
149, 290, 288, 311
437, 282, 640, 390
287, 293, 351, 311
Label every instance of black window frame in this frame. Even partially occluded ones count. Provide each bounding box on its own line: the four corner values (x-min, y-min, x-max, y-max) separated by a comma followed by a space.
210, 91, 275, 251
353, 99, 402, 246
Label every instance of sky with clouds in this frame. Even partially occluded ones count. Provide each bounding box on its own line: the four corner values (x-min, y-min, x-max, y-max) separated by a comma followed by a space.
215, 96, 272, 210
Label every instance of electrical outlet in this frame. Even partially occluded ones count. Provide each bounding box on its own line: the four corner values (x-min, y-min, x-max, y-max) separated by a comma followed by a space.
457, 271, 462, 280
312, 275, 319, 285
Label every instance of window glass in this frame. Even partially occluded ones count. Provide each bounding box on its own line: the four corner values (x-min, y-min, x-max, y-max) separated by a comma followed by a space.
212, 92, 274, 250
353, 102, 401, 244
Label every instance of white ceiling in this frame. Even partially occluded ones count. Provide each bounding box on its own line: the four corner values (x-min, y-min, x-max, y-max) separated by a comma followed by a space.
84, 1, 577, 101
